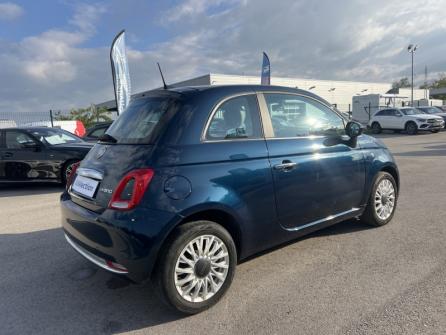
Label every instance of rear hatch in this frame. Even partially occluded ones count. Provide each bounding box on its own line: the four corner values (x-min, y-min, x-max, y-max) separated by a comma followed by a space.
68, 92, 182, 212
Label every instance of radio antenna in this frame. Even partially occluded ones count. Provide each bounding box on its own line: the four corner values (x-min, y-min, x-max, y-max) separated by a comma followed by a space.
157, 62, 168, 89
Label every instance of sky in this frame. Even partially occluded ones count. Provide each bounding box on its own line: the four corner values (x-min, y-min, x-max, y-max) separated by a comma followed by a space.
1, 0, 446, 113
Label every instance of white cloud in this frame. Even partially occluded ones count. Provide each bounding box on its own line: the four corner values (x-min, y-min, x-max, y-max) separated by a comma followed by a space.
0, 2, 23, 20
163, 0, 241, 22
0, 3, 110, 113
2, 0, 446, 114
69, 3, 107, 34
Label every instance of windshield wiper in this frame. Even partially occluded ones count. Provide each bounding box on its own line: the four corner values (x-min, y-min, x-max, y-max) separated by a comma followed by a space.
98, 133, 117, 143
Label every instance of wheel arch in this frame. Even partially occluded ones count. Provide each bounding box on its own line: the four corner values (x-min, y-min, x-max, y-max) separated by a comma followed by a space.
380, 165, 400, 191
152, 207, 243, 280
175, 209, 243, 257
61, 158, 80, 183
404, 120, 417, 129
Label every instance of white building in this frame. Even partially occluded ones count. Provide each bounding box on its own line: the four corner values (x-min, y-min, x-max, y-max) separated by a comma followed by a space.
99, 73, 431, 112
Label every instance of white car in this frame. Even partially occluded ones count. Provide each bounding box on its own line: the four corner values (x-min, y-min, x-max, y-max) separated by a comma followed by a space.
369, 107, 445, 135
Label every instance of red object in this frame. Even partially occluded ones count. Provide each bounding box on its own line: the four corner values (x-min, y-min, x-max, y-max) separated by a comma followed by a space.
66, 161, 81, 189
106, 260, 128, 272
74, 120, 86, 137
109, 169, 154, 210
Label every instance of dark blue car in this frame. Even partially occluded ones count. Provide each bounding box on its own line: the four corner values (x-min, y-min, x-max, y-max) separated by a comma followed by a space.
61, 85, 399, 314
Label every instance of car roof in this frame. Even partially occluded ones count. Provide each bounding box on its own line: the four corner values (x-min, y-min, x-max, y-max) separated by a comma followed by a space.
143, 84, 333, 106
10, 127, 61, 130
2, 127, 69, 132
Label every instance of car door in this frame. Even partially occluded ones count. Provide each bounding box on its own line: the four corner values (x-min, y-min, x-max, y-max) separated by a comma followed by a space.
386, 109, 402, 129
392, 109, 405, 129
0, 129, 48, 181
373, 109, 388, 127
258, 92, 366, 230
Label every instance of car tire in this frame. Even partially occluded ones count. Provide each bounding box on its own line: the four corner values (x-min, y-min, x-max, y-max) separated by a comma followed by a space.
405, 121, 418, 135
62, 160, 79, 184
361, 172, 398, 227
155, 220, 237, 314
371, 122, 382, 134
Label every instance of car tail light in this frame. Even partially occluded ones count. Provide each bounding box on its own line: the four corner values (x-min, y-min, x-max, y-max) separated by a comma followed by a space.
108, 169, 154, 210
66, 161, 81, 189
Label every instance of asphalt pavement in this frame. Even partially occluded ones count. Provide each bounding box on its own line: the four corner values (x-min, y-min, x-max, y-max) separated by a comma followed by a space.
1, 131, 445, 335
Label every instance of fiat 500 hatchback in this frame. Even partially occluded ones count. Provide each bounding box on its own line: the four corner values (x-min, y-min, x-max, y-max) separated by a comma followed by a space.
61, 85, 399, 314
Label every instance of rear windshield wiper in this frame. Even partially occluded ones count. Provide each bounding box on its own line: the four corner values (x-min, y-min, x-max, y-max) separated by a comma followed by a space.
98, 133, 117, 143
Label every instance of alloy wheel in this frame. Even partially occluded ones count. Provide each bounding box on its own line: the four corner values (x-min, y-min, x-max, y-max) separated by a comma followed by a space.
374, 178, 396, 220
174, 235, 229, 303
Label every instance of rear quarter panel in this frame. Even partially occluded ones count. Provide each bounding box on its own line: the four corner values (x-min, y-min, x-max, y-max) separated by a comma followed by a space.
146, 140, 279, 259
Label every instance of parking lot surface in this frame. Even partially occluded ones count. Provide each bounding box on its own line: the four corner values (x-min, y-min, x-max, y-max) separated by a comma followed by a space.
1, 132, 446, 335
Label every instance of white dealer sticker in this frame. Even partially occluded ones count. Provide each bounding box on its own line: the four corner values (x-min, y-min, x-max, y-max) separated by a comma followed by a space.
72, 175, 99, 198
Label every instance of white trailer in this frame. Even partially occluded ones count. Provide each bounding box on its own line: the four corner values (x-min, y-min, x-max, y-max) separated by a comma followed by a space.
352, 94, 408, 124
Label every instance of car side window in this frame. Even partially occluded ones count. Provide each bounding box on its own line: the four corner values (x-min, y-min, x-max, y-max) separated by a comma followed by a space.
5, 131, 36, 149
264, 93, 345, 138
376, 110, 388, 116
387, 109, 397, 116
89, 127, 107, 138
205, 95, 262, 140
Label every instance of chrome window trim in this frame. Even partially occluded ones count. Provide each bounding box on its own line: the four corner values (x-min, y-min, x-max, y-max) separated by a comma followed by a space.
256, 91, 346, 139
200, 92, 264, 143
76, 168, 104, 180
256, 93, 274, 138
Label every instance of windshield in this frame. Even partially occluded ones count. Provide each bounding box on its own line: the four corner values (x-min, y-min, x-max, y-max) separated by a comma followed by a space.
418, 107, 441, 114
105, 95, 181, 144
401, 108, 419, 116
30, 128, 82, 145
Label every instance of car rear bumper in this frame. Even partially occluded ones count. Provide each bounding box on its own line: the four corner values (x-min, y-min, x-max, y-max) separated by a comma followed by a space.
60, 192, 181, 282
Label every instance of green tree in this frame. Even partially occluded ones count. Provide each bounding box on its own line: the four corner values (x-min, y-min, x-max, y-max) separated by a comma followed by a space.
54, 105, 112, 128
392, 77, 411, 89
89, 105, 112, 124
420, 73, 446, 101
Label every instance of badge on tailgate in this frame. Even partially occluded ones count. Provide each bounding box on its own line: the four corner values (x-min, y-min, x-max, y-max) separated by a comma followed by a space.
72, 175, 99, 198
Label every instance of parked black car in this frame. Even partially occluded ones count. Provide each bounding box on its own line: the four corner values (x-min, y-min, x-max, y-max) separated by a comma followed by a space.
83, 122, 113, 142
0, 127, 93, 183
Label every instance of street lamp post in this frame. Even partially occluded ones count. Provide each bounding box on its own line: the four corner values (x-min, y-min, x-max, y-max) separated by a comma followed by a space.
408, 44, 418, 106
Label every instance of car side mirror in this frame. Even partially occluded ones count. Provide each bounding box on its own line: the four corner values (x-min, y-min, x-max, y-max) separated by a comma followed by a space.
345, 121, 363, 138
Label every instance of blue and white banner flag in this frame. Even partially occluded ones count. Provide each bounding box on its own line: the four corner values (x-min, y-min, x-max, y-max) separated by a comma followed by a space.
261, 52, 270, 85
110, 30, 131, 114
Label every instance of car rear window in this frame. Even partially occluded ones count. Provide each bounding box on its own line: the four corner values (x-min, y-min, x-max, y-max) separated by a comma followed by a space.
105, 95, 181, 144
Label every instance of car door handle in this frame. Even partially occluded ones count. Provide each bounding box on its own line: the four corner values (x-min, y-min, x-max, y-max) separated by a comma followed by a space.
2, 152, 13, 159
274, 160, 297, 171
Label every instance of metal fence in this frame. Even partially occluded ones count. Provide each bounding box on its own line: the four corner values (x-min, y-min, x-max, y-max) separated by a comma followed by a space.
0, 109, 118, 129
331, 99, 442, 121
